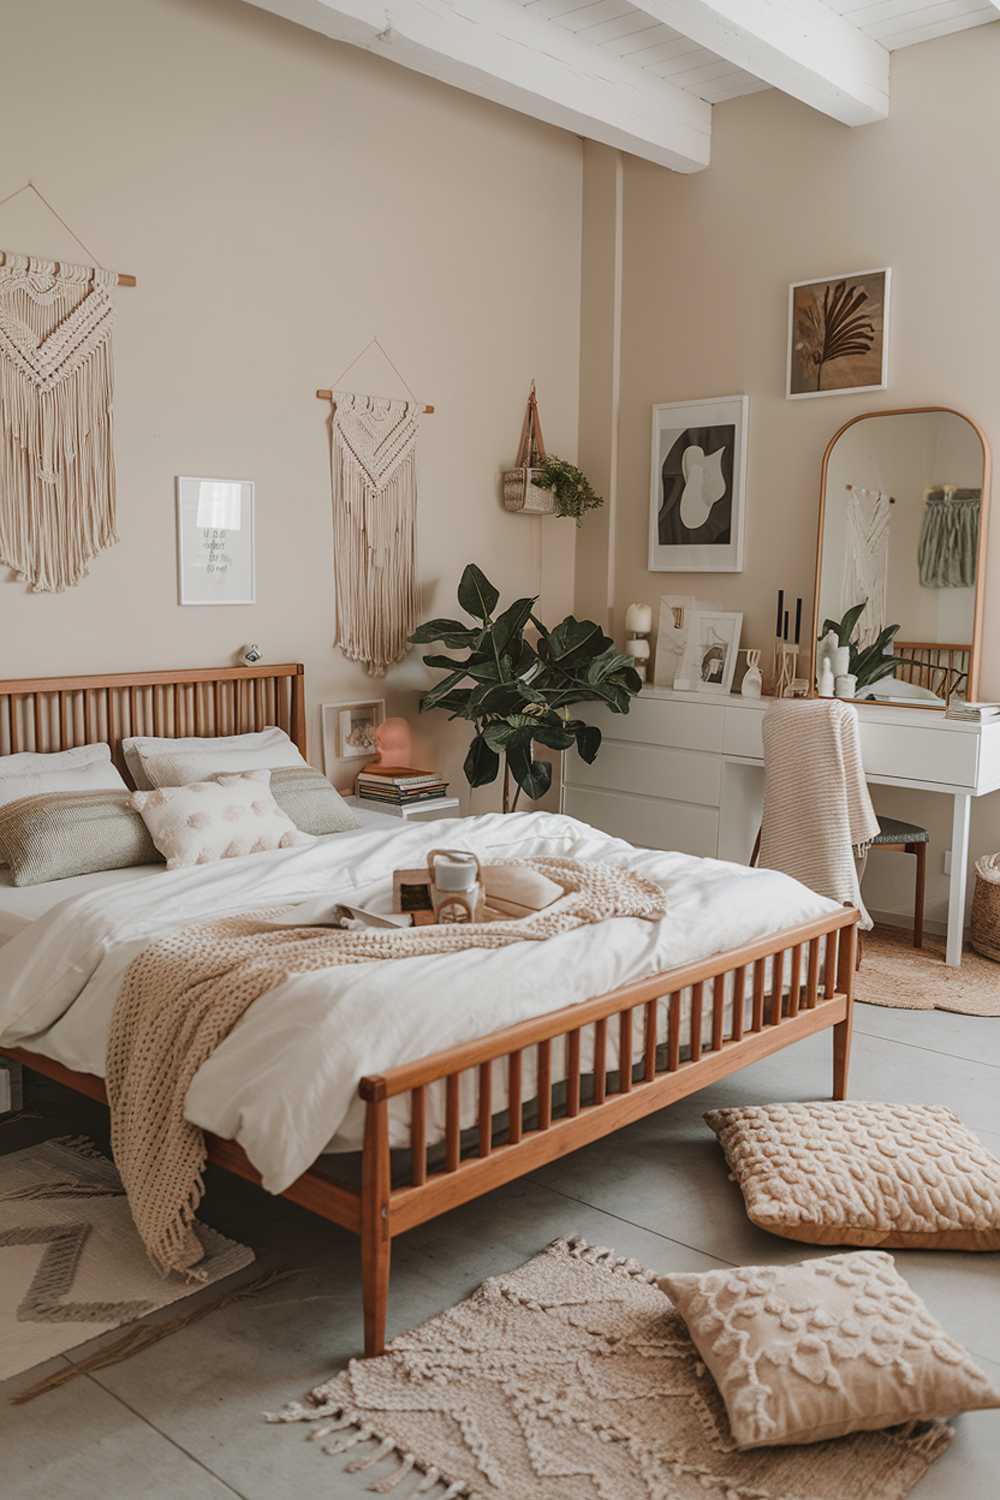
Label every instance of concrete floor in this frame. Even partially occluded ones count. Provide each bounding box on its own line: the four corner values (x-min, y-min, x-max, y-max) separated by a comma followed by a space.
1, 1000, 998, 1499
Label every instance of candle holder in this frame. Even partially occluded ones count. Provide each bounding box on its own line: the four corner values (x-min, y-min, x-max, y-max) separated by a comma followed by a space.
773, 641, 798, 699
624, 601, 653, 685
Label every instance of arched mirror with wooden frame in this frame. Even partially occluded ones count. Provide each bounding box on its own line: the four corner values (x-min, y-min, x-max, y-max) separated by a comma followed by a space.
811, 406, 991, 710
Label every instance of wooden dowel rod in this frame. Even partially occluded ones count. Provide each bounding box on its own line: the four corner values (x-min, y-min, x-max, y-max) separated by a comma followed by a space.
315, 388, 434, 412
0, 254, 138, 287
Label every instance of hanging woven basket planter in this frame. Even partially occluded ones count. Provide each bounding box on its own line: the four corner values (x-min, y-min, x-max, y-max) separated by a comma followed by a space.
502, 382, 554, 515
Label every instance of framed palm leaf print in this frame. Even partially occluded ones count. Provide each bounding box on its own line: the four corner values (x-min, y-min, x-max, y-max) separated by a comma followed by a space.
787, 268, 890, 399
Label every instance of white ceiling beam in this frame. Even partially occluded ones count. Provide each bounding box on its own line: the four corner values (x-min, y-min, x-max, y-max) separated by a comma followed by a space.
242, 0, 712, 171
635, 0, 890, 125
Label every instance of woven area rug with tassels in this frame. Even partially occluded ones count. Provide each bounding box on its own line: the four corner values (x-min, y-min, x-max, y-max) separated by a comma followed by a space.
0, 1135, 254, 1389
269, 1236, 952, 1500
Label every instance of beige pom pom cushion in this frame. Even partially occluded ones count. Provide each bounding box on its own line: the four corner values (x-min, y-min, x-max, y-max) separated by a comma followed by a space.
131, 769, 312, 869
706, 1102, 1000, 1251
661, 1250, 1000, 1448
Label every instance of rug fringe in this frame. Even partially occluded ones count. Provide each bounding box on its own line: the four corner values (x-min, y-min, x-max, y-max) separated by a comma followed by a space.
562, 1234, 660, 1284
11, 1267, 295, 1405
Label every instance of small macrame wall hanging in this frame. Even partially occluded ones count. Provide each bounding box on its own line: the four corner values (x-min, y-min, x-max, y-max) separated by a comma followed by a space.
317, 339, 433, 677
0, 182, 135, 593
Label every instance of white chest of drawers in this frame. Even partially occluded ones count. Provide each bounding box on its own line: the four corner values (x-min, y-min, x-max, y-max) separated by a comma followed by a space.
562, 686, 1000, 967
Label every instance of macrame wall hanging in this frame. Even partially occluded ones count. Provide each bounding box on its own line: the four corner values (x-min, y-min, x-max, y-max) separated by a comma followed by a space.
317, 339, 434, 677
0, 182, 135, 593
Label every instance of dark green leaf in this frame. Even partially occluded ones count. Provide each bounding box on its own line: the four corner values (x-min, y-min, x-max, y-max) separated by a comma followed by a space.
541, 616, 612, 665
409, 618, 481, 646
457, 564, 499, 622
491, 596, 537, 661
508, 739, 552, 802
421, 653, 469, 672
464, 735, 500, 787
575, 724, 602, 763
528, 721, 576, 751
419, 668, 469, 712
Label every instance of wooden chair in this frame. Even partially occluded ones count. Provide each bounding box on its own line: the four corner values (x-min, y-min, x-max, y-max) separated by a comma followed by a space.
867, 817, 928, 948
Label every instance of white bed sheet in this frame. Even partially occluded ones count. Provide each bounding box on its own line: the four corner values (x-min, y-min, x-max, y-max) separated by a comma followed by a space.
0, 811, 841, 1194
0, 865, 166, 944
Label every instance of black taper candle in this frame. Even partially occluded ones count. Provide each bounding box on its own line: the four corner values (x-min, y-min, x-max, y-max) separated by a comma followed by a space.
783, 609, 789, 642
776, 589, 784, 639
794, 596, 802, 645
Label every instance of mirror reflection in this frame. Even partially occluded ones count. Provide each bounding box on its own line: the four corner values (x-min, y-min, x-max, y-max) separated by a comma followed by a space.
816, 410, 984, 706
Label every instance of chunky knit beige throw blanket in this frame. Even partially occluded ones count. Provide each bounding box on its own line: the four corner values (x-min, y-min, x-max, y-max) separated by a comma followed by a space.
107, 857, 666, 1279
759, 698, 878, 927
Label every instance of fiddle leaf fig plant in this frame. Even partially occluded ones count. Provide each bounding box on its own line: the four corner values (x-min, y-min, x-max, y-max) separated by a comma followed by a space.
411, 563, 642, 812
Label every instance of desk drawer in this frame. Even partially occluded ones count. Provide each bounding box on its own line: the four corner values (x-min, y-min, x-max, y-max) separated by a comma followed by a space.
592, 696, 723, 753
566, 741, 721, 807
723, 706, 765, 760
564, 786, 719, 858
860, 722, 978, 787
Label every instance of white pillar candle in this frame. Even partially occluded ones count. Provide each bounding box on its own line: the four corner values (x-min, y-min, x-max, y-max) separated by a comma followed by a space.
625, 602, 653, 634
625, 638, 650, 660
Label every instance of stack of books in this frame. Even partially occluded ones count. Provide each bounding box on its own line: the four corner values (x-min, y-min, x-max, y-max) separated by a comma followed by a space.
945, 701, 1000, 723
356, 765, 450, 808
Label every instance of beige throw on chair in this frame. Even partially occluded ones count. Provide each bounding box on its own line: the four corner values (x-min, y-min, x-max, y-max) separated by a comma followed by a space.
0, 254, 117, 592
106, 857, 666, 1279
329, 392, 421, 676
758, 699, 878, 927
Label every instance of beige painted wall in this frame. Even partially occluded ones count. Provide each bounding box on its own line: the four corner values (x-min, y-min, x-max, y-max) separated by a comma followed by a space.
0, 0, 581, 810
594, 23, 1000, 927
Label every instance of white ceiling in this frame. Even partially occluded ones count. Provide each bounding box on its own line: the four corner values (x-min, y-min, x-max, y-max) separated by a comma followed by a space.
243, 0, 999, 167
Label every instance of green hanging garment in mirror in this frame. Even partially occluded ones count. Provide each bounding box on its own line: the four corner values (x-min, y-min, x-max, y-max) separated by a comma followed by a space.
917, 487, 980, 589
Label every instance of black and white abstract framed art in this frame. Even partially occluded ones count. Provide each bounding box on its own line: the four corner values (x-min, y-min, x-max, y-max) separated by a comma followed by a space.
648, 395, 749, 573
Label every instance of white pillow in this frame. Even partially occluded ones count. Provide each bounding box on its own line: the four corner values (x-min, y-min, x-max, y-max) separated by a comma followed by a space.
0, 742, 127, 811
123, 727, 301, 790
140, 743, 307, 789
130, 769, 313, 869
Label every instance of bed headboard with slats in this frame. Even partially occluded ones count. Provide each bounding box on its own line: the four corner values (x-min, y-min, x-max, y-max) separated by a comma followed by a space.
0, 663, 307, 780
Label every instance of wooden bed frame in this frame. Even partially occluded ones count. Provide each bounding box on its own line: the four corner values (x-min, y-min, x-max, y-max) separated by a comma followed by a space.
0, 663, 859, 1358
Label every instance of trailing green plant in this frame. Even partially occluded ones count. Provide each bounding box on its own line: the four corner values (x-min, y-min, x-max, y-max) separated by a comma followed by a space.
821, 601, 900, 691
411, 563, 641, 812
532, 456, 603, 525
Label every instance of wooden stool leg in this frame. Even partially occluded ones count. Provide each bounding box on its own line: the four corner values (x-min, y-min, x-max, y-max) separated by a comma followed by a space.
909, 842, 926, 949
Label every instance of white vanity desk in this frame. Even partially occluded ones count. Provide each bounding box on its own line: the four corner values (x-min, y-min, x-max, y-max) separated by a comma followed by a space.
563, 686, 1000, 967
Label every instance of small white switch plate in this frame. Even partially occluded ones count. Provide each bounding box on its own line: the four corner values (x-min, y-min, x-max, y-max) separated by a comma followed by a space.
943, 849, 952, 875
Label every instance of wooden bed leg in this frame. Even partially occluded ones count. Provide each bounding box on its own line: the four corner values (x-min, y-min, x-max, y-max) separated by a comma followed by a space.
360, 1082, 391, 1358
833, 922, 857, 1101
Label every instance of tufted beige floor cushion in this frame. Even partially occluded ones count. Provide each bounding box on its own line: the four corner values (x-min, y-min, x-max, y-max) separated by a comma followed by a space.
706, 1101, 1000, 1251
661, 1250, 1000, 1448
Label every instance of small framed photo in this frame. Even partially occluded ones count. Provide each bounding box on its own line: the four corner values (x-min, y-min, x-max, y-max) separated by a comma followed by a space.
680, 610, 744, 695
787, 268, 890, 399
652, 594, 707, 688
176, 476, 255, 605
649, 396, 749, 573
321, 699, 385, 779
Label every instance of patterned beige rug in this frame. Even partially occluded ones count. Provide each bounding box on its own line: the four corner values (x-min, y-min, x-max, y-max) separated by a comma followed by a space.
271, 1237, 952, 1499
857, 926, 1000, 1015
0, 1135, 253, 1382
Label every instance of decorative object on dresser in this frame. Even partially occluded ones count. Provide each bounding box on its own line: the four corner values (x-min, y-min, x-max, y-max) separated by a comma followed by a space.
652, 594, 707, 688
623, 601, 652, 683
238, 642, 262, 664
677, 608, 742, 694
176, 477, 255, 605
818, 601, 900, 699
648, 395, 749, 572
321, 698, 386, 785
318, 338, 430, 676
771, 588, 803, 698
0, 181, 136, 593
740, 648, 763, 698
813, 407, 990, 709
787, 268, 890, 398
275, 1236, 952, 1499
411, 562, 641, 812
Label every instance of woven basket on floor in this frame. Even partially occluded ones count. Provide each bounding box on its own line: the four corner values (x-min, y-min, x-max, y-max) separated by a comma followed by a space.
970, 851, 1000, 962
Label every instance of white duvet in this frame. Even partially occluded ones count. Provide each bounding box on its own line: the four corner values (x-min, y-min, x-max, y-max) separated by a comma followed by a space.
0, 811, 839, 1194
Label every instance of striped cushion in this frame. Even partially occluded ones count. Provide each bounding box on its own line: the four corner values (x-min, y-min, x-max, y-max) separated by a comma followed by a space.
0, 790, 162, 887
